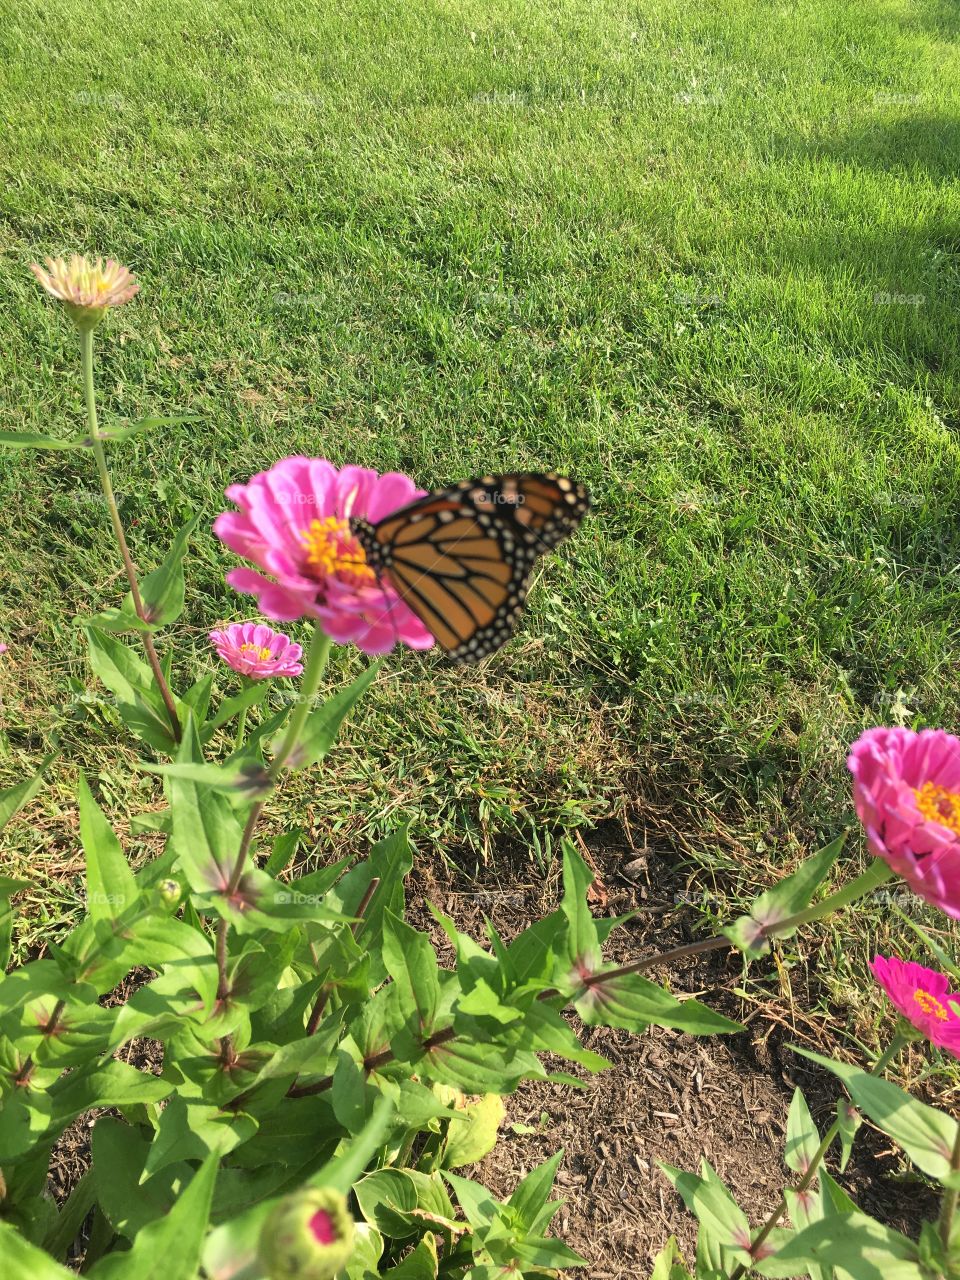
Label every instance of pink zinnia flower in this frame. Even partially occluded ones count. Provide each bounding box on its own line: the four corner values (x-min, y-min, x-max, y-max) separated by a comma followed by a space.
30, 255, 139, 329
0, 644, 7, 655
848, 727, 960, 919
870, 955, 960, 1056
212, 457, 434, 657
209, 622, 303, 679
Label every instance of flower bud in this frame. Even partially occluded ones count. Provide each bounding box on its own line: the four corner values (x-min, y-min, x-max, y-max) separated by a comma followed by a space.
156, 878, 181, 907
257, 1186, 355, 1280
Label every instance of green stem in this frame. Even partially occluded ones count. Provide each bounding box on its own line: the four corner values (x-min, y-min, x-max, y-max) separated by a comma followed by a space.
268, 625, 331, 779
939, 1120, 960, 1251
729, 1032, 908, 1280
215, 624, 332, 1007
81, 327, 181, 743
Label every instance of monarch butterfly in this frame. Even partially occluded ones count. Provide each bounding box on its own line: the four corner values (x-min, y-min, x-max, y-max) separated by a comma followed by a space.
350, 472, 590, 663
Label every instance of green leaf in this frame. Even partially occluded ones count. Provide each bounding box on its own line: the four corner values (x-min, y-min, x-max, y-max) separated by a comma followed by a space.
785, 1087, 820, 1175
200, 680, 272, 742
442, 1093, 505, 1169
836, 1097, 862, 1174
142, 1097, 257, 1178
136, 514, 200, 627
167, 718, 245, 894
96, 413, 198, 442
795, 1048, 960, 1184
271, 659, 382, 771
78, 775, 139, 923
0, 751, 56, 832
87, 1153, 218, 1280
384, 906, 442, 1044
381, 1233, 439, 1278
0, 430, 84, 450
443, 1170, 499, 1232
559, 839, 599, 970
312, 1095, 396, 1195
327, 826, 413, 987
83, 626, 177, 753
660, 1161, 752, 1266
576, 972, 742, 1035
92, 1118, 193, 1239
264, 828, 303, 877
0, 1222, 77, 1278
508, 1149, 564, 1231
755, 1210, 927, 1280
355, 1168, 420, 1238
181, 672, 214, 725
650, 1236, 694, 1280
725, 835, 845, 958
146, 758, 273, 804
382, 911, 441, 1058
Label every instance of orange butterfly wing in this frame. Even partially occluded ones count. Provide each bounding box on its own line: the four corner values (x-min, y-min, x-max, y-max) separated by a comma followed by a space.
352, 473, 589, 662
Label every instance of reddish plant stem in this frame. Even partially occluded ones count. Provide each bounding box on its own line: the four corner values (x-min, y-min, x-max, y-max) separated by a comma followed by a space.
305, 877, 381, 1037
286, 931, 731, 1099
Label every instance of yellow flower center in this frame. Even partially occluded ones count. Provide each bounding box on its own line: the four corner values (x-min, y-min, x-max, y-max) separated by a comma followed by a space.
300, 516, 376, 587
914, 988, 950, 1021
913, 782, 960, 836
239, 643, 273, 661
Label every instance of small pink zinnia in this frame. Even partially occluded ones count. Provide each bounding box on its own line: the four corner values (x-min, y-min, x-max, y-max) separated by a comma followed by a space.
848, 727, 960, 920
30, 255, 139, 329
209, 622, 303, 679
870, 955, 960, 1056
0, 644, 7, 655
212, 457, 434, 657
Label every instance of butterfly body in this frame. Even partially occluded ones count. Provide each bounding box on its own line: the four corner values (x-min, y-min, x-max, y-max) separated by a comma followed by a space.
350, 472, 590, 663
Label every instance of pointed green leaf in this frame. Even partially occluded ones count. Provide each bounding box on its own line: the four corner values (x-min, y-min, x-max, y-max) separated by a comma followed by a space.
78, 775, 139, 923
200, 680, 271, 742
136, 514, 200, 627
559, 840, 599, 970
0, 430, 84, 450
785, 1087, 820, 1175
576, 972, 742, 1035
754, 1210, 926, 1280
725, 836, 845, 958
0, 1222, 77, 1278
795, 1047, 959, 1183
271, 659, 382, 771
382, 911, 441, 1058
660, 1161, 752, 1266
508, 1150, 564, 1230
0, 751, 57, 833
87, 1153, 218, 1280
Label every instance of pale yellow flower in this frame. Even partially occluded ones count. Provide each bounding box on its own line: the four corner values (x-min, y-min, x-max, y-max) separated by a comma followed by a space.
30, 254, 139, 329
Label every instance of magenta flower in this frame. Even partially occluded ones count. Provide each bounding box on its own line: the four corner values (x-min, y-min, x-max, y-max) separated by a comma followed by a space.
212, 457, 434, 657
209, 622, 304, 679
870, 955, 960, 1056
848, 727, 960, 920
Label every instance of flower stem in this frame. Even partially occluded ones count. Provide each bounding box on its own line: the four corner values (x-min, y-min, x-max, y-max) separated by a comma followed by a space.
939, 1118, 960, 1250
81, 328, 181, 743
728, 1031, 909, 1280
215, 624, 333, 1006
268, 625, 331, 779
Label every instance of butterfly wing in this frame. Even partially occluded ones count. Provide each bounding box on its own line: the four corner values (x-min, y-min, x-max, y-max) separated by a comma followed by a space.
352, 473, 589, 663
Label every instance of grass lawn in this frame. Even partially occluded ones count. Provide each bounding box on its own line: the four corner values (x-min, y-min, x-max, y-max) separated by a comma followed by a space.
3, 0, 960, 1100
